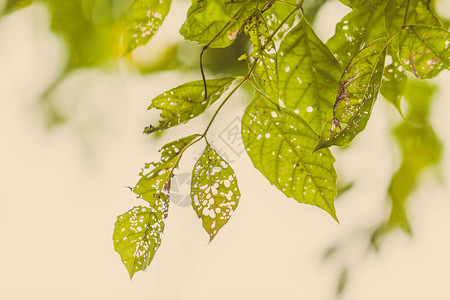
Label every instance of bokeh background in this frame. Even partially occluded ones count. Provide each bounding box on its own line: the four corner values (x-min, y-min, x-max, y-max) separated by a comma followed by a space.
0, 1, 450, 299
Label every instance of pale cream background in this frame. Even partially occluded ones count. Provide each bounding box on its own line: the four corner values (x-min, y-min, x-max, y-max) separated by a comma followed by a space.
0, 1, 449, 299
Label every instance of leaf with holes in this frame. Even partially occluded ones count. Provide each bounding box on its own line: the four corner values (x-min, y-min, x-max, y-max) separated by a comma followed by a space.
316, 40, 387, 150
261, 0, 297, 41
380, 50, 407, 114
242, 92, 338, 221
113, 206, 164, 279
122, 0, 172, 53
144, 78, 236, 133
398, 25, 450, 79
180, 0, 256, 48
385, 0, 441, 49
244, 11, 278, 99
134, 134, 200, 217
327, 7, 386, 67
278, 19, 341, 133
191, 144, 241, 240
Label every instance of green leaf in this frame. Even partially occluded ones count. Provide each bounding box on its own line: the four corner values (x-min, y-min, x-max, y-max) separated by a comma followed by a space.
278, 19, 341, 133
336, 267, 348, 296
380, 50, 407, 114
261, 0, 297, 41
46, 0, 122, 69
316, 40, 387, 150
327, 7, 387, 67
387, 80, 442, 232
303, 0, 329, 24
244, 11, 279, 99
113, 206, 164, 279
144, 78, 236, 133
179, 0, 256, 48
122, 0, 172, 53
134, 134, 200, 217
191, 144, 241, 240
398, 25, 450, 79
241, 92, 338, 221
338, 0, 386, 10
385, 0, 441, 49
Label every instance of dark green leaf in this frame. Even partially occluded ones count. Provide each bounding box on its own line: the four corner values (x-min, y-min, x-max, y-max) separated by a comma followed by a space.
380, 50, 407, 114
134, 135, 200, 216
191, 144, 241, 240
122, 0, 172, 53
242, 92, 338, 221
327, 7, 386, 67
316, 40, 387, 150
113, 206, 164, 279
398, 25, 450, 79
145, 78, 236, 133
278, 19, 341, 133
179, 0, 256, 48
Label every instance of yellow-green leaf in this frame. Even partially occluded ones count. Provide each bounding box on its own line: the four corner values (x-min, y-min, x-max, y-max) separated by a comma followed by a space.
122, 0, 172, 53
145, 78, 236, 133
278, 19, 341, 133
191, 144, 241, 240
398, 25, 450, 79
242, 92, 338, 221
113, 206, 164, 279
316, 40, 387, 150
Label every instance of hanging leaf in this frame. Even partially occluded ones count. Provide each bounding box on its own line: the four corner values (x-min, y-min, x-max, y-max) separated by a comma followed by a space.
179, 0, 256, 48
191, 144, 241, 240
278, 19, 341, 133
338, 0, 386, 10
398, 25, 450, 79
134, 134, 200, 217
316, 40, 387, 150
242, 92, 338, 221
385, 0, 441, 49
113, 206, 164, 279
387, 80, 442, 233
145, 78, 236, 133
380, 50, 407, 114
327, 7, 386, 67
122, 0, 172, 54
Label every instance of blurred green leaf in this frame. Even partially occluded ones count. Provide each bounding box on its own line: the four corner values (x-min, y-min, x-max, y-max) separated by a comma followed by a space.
191, 143, 241, 241
122, 0, 172, 53
387, 80, 442, 232
338, 0, 385, 10
2, 0, 33, 15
